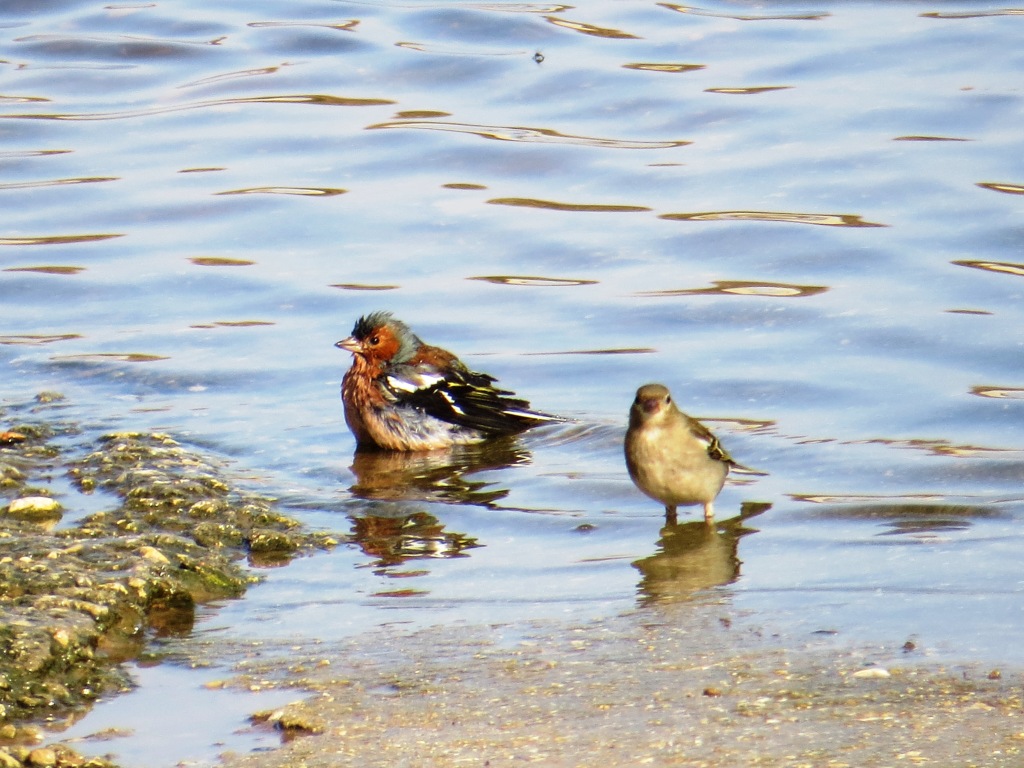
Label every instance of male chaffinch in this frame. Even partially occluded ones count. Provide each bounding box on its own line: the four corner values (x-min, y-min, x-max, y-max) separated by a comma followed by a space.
625, 383, 742, 524
336, 311, 561, 451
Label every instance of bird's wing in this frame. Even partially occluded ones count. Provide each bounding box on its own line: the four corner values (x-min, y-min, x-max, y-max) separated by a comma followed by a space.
687, 416, 768, 475
382, 363, 560, 435
686, 416, 735, 464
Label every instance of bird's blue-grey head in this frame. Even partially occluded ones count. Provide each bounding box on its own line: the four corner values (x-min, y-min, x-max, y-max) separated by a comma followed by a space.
348, 311, 420, 363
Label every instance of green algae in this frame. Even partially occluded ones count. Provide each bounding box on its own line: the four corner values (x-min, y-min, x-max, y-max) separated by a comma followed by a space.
0, 393, 339, 746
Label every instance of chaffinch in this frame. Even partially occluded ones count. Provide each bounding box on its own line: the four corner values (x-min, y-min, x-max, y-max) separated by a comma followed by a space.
336, 311, 561, 451
625, 383, 743, 524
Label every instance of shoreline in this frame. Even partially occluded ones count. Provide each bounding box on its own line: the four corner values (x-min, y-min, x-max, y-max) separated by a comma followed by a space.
212, 602, 1024, 767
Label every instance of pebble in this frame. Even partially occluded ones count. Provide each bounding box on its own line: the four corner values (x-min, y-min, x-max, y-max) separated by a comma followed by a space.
852, 668, 891, 679
138, 546, 170, 564
27, 747, 58, 767
5, 497, 62, 519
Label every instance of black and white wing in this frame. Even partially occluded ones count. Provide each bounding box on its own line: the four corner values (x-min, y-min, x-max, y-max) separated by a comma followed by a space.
382, 363, 562, 437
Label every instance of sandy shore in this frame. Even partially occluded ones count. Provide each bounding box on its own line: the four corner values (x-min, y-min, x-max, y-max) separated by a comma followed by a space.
216, 600, 1024, 767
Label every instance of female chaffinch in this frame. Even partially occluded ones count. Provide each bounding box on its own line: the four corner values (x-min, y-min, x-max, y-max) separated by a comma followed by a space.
336, 311, 561, 451
625, 383, 744, 524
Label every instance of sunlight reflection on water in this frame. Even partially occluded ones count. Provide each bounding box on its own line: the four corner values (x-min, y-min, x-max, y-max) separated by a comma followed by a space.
2, 0, 1024, 763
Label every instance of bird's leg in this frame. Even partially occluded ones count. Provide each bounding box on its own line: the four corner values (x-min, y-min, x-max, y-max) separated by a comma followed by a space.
703, 501, 715, 525
664, 505, 677, 525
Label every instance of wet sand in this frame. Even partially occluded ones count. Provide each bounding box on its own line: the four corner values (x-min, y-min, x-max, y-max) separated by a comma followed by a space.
216, 602, 1024, 767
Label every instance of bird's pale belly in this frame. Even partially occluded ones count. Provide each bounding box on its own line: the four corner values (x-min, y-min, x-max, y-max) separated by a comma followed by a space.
625, 430, 727, 507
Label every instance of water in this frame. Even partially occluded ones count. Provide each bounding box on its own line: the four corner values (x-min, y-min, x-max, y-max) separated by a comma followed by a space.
3, 0, 1023, 763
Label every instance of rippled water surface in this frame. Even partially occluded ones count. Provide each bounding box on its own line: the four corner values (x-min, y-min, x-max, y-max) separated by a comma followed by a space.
3, 0, 1024, 764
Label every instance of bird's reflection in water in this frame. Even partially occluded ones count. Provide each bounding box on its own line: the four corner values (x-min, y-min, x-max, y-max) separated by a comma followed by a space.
634, 501, 770, 605
346, 437, 529, 569
348, 436, 529, 507
349, 510, 480, 568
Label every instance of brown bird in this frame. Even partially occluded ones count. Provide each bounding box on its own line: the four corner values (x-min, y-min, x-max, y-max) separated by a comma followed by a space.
625, 383, 741, 524
336, 311, 561, 451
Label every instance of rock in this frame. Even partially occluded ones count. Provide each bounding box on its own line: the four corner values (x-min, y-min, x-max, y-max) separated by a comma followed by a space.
27, 747, 58, 767
5, 497, 62, 520
248, 529, 300, 554
0, 410, 338, 725
852, 667, 891, 679
138, 546, 170, 564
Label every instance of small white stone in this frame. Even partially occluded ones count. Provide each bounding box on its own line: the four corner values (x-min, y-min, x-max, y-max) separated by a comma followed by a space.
852, 667, 891, 679
6, 496, 62, 517
138, 545, 170, 564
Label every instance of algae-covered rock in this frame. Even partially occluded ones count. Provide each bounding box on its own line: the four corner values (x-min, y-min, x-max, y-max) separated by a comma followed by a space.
0, 395, 339, 726
4, 497, 62, 522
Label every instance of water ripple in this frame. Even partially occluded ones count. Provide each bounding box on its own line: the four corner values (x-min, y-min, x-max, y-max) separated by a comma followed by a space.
0, 233, 123, 246
247, 20, 359, 31
179, 65, 290, 89
0, 334, 81, 346
970, 386, 1024, 400
705, 86, 793, 95
468, 3, 573, 12
0, 149, 71, 159
214, 186, 347, 197
13, 32, 227, 58
658, 4, 830, 21
0, 94, 395, 122
0, 177, 117, 191
487, 197, 651, 213
953, 259, 1024, 278
395, 41, 527, 56
0, 95, 50, 104
623, 62, 705, 73
468, 275, 598, 286
637, 280, 828, 298
331, 283, 401, 291
189, 257, 255, 267
659, 211, 886, 227
977, 181, 1024, 195
543, 16, 640, 39
366, 120, 689, 148
3, 266, 86, 275
893, 135, 970, 142
524, 347, 657, 355
921, 9, 1024, 18
847, 437, 1023, 459
52, 353, 169, 363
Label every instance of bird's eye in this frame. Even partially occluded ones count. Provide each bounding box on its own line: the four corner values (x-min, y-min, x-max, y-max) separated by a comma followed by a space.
369, 335, 380, 346
665, 395, 672, 403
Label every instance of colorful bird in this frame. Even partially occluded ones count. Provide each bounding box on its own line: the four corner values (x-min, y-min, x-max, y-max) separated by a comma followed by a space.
337, 311, 561, 451
625, 383, 741, 524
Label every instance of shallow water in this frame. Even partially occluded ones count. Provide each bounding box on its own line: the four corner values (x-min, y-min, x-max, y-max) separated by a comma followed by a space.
3, 0, 1024, 763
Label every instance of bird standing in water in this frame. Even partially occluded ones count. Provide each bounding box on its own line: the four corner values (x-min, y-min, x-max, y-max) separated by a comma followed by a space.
625, 383, 740, 524
337, 311, 560, 451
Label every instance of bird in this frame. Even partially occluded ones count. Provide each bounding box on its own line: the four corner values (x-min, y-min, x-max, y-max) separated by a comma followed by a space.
336, 311, 561, 451
625, 383, 742, 524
